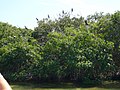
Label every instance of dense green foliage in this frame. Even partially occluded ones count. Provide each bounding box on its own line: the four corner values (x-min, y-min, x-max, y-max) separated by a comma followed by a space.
0, 10, 120, 83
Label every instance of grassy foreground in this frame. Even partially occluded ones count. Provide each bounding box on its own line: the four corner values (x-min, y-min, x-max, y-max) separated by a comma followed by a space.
11, 81, 120, 90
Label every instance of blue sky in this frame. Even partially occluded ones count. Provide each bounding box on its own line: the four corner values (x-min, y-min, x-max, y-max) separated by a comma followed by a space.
0, 0, 120, 29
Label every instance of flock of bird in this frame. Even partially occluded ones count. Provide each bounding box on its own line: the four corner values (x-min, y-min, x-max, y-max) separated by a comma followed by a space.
25, 8, 89, 29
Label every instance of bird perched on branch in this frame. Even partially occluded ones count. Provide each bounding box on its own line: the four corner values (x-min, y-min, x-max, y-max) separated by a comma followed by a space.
36, 18, 39, 21
48, 14, 50, 18
62, 10, 64, 14
24, 26, 28, 30
85, 20, 89, 25
71, 8, 73, 12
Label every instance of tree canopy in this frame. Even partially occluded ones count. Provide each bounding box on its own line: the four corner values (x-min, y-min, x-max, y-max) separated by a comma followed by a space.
0, 10, 120, 82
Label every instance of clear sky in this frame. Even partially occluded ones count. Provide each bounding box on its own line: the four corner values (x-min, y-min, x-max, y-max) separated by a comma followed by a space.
0, 0, 120, 29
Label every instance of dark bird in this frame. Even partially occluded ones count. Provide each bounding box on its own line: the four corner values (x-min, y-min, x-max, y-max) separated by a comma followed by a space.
59, 14, 61, 16
48, 14, 50, 18
24, 26, 28, 30
36, 18, 39, 21
62, 10, 64, 14
71, 8, 73, 12
85, 20, 88, 25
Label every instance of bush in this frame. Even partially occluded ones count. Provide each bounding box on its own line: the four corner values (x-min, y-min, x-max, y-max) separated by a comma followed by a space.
40, 27, 115, 82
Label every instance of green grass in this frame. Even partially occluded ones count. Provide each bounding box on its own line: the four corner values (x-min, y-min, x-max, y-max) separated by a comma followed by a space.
11, 81, 120, 90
